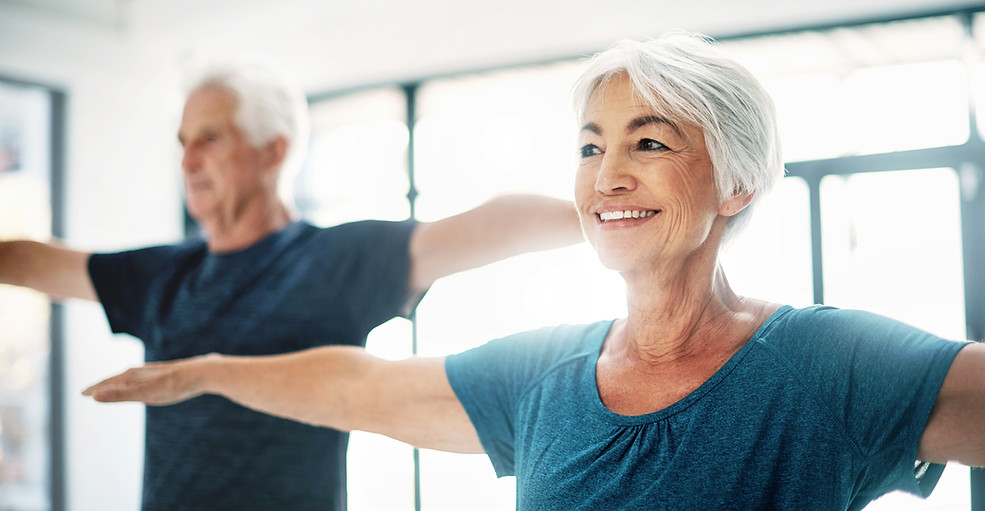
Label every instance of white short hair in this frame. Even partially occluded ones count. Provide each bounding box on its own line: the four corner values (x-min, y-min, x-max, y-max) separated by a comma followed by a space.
572, 33, 785, 244
186, 58, 310, 205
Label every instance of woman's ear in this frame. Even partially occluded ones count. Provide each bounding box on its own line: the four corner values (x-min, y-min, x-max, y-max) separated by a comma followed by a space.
719, 189, 755, 217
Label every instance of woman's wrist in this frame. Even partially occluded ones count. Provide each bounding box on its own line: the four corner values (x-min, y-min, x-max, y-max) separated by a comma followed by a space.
191, 352, 227, 396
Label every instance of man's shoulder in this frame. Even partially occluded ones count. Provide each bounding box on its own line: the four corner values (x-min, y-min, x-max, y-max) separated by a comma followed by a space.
92, 237, 205, 265
304, 218, 418, 250
322, 218, 417, 235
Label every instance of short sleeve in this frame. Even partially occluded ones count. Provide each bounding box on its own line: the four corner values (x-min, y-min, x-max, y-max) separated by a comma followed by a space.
768, 306, 968, 499
445, 323, 608, 477
324, 220, 420, 332
88, 243, 196, 339
445, 333, 533, 476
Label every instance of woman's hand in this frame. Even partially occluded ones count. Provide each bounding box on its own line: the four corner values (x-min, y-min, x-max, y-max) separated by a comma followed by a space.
82, 354, 215, 406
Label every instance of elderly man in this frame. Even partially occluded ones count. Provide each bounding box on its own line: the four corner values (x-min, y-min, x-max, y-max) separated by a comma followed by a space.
0, 61, 582, 511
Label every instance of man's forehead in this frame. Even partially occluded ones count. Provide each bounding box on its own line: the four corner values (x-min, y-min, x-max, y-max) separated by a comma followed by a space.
179, 91, 236, 137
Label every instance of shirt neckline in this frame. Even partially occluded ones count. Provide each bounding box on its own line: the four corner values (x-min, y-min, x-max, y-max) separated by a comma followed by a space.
587, 305, 795, 426
205, 220, 308, 261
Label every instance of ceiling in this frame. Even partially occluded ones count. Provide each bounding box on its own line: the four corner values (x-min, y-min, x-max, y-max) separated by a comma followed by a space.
3, 0, 984, 93
5, 0, 980, 34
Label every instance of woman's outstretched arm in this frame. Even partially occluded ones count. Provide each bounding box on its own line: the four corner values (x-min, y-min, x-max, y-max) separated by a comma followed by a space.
83, 346, 483, 454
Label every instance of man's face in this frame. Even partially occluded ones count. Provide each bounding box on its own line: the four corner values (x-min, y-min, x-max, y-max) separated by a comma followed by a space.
177, 86, 274, 224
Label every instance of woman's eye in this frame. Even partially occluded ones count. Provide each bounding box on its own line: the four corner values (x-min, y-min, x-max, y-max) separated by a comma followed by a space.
638, 139, 666, 151
580, 144, 602, 158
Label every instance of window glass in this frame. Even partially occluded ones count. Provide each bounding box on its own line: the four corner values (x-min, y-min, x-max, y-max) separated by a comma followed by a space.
299, 87, 410, 226
764, 73, 847, 162
414, 61, 586, 220
821, 168, 968, 510
347, 318, 416, 511
843, 60, 967, 154
721, 16, 968, 162
0, 80, 53, 511
721, 176, 813, 307
972, 11, 985, 139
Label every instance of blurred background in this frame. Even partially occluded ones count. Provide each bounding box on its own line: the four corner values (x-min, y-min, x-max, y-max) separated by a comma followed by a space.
1, 0, 984, 509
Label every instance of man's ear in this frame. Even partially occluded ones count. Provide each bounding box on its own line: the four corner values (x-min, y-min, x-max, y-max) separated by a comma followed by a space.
263, 136, 289, 173
719, 189, 755, 217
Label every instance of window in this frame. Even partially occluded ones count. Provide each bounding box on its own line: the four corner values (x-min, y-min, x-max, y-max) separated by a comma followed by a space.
298, 86, 410, 226
721, 176, 814, 307
304, 8, 985, 510
723, 16, 969, 162
0, 78, 57, 511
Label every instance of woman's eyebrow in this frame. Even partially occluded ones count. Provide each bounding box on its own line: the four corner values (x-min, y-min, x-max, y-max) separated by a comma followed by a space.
580, 122, 602, 135
627, 115, 681, 135
580, 116, 682, 137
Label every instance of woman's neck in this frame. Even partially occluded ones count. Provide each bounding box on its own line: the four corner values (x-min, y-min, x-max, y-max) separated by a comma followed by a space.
612, 230, 782, 368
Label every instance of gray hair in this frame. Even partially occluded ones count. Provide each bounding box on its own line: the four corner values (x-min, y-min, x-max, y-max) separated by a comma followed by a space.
572, 32, 784, 244
186, 59, 310, 205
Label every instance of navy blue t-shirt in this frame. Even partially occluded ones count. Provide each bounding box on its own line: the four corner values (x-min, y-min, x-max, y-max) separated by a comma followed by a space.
88, 219, 419, 511
446, 305, 968, 510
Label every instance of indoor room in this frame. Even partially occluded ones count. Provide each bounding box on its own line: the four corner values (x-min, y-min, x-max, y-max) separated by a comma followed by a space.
1, 0, 984, 510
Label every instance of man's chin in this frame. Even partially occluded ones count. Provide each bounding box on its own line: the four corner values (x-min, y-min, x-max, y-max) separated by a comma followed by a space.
183, 201, 212, 223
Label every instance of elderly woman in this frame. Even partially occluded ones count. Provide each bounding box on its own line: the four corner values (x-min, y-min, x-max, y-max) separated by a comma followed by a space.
85, 33, 982, 510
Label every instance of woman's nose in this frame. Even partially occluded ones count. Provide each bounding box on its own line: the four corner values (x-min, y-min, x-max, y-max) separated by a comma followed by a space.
595, 152, 637, 194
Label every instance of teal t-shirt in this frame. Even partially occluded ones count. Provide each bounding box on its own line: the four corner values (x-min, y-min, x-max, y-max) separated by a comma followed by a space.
445, 305, 967, 510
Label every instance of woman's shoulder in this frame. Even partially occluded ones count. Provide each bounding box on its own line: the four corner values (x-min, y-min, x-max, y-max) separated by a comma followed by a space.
754, 303, 962, 370
763, 304, 903, 336
490, 320, 615, 354
452, 320, 615, 372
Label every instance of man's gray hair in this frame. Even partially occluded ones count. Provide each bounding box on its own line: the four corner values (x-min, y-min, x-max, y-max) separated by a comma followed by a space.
186, 58, 310, 205
572, 32, 785, 244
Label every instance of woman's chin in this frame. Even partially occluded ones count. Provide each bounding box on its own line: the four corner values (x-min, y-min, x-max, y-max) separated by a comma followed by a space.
593, 248, 641, 273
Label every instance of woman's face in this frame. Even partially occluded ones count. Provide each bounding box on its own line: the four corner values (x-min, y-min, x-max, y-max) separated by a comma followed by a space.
574, 73, 739, 274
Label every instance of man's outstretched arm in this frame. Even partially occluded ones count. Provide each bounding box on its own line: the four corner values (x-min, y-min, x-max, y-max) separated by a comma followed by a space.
83, 346, 483, 454
0, 240, 97, 301
409, 194, 583, 292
